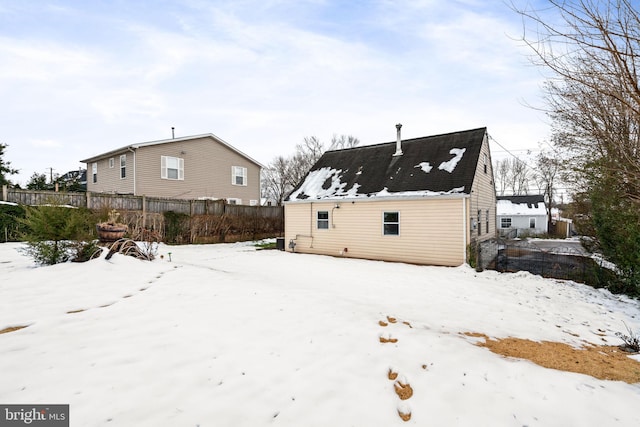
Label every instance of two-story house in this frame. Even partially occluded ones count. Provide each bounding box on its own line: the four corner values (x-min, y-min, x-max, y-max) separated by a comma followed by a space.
81, 134, 263, 204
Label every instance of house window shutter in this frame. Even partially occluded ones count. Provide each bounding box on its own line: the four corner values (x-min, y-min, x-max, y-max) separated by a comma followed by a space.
178, 158, 184, 180
161, 156, 167, 179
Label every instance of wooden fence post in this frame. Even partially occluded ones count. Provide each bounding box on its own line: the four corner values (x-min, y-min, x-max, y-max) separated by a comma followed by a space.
142, 195, 147, 229
1, 185, 6, 202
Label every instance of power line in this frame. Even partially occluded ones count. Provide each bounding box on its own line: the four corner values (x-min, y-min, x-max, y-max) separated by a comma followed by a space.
487, 133, 537, 172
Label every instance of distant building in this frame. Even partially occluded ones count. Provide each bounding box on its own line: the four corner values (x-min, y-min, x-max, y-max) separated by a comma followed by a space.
58, 169, 87, 191
80, 134, 262, 204
496, 195, 548, 237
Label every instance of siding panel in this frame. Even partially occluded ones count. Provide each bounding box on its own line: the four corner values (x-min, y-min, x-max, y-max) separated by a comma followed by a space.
285, 198, 466, 266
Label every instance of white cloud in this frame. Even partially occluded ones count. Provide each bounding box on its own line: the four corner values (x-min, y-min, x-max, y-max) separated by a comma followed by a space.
0, 1, 550, 187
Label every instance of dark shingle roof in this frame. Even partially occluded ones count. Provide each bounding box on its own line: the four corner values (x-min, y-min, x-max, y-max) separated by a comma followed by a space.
497, 195, 544, 209
288, 127, 487, 201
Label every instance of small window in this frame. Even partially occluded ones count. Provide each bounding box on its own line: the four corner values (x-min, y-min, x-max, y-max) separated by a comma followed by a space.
232, 166, 247, 186
501, 217, 512, 229
227, 198, 241, 205
383, 211, 399, 235
529, 218, 536, 229
477, 210, 482, 235
109, 158, 114, 168
92, 162, 97, 183
483, 153, 487, 174
317, 211, 329, 229
249, 200, 258, 206
486, 209, 490, 234
161, 156, 184, 180
120, 154, 126, 179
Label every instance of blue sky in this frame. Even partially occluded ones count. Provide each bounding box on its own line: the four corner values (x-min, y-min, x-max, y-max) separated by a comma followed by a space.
1, 0, 551, 186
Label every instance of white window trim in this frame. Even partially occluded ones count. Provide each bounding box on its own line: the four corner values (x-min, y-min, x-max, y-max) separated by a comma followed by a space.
92, 162, 97, 183
161, 156, 184, 180
109, 158, 114, 168
501, 217, 512, 229
227, 198, 242, 205
120, 154, 126, 179
317, 211, 329, 229
232, 166, 247, 186
383, 211, 400, 236
529, 217, 536, 229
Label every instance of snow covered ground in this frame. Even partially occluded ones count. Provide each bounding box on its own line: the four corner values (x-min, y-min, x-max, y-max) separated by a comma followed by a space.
1, 241, 639, 426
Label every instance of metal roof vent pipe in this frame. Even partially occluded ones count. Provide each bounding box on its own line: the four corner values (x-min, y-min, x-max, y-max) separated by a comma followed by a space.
393, 123, 403, 156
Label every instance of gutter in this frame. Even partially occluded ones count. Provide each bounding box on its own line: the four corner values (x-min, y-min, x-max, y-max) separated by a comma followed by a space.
462, 197, 467, 264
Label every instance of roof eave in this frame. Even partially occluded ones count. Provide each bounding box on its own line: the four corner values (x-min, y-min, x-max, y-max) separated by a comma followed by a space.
285, 193, 470, 204
80, 133, 264, 168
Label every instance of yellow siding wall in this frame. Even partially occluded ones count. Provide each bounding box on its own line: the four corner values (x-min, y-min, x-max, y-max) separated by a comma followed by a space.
468, 134, 497, 243
285, 197, 468, 266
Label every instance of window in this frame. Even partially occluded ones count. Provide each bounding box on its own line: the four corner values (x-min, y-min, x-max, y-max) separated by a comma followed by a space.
529, 218, 536, 229
317, 211, 329, 229
120, 154, 126, 179
232, 166, 247, 186
477, 210, 482, 235
383, 211, 399, 235
501, 217, 512, 228
486, 209, 490, 234
227, 198, 241, 205
92, 162, 97, 183
109, 158, 114, 168
249, 200, 258, 206
161, 156, 184, 180
483, 153, 488, 174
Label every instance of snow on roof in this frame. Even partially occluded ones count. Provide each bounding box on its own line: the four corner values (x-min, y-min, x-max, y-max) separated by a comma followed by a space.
497, 199, 547, 215
288, 128, 487, 201
438, 148, 466, 173
414, 162, 433, 173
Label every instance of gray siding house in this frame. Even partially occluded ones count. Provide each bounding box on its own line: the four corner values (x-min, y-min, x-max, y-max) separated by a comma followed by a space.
496, 195, 548, 237
81, 134, 263, 204
285, 126, 497, 267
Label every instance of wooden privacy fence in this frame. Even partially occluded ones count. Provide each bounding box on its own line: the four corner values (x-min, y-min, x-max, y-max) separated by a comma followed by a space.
1, 186, 284, 244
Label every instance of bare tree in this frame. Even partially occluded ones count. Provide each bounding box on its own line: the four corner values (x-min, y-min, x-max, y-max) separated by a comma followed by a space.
533, 149, 561, 230
513, 0, 640, 288
262, 135, 360, 205
513, 0, 640, 204
261, 156, 293, 206
494, 159, 511, 196
329, 134, 360, 150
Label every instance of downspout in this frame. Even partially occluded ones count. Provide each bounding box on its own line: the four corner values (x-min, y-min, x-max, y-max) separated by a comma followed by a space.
310, 202, 314, 248
127, 147, 136, 195
462, 197, 467, 264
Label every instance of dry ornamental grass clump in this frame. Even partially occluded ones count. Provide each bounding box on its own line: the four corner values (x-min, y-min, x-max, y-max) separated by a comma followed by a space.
466, 332, 640, 384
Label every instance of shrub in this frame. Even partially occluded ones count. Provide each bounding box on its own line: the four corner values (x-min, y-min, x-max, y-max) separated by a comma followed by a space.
163, 211, 190, 244
0, 203, 27, 242
20, 202, 98, 265
615, 322, 640, 353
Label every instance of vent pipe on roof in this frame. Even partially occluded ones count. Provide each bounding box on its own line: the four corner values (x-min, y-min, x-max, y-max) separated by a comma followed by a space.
393, 123, 403, 156
171, 127, 175, 139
